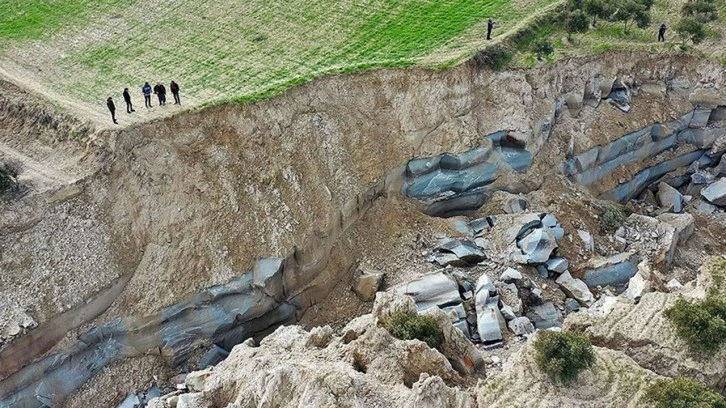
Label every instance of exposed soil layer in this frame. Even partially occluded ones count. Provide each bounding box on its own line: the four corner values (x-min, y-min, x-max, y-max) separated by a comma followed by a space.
1, 51, 725, 407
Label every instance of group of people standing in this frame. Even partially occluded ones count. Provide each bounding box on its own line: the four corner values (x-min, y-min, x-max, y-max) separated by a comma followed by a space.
106, 80, 181, 124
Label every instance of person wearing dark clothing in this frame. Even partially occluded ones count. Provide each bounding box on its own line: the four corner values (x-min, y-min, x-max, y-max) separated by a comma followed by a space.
487, 19, 494, 40
170, 81, 180, 104
122, 88, 135, 113
658, 24, 667, 42
154, 82, 167, 105
107, 97, 117, 124
142, 82, 152, 108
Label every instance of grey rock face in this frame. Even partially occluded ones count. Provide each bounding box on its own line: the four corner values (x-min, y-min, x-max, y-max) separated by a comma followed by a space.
564, 298, 580, 311
582, 253, 638, 288
395, 272, 461, 311
701, 178, 726, 206
504, 196, 528, 214
507, 317, 535, 336
545, 257, 569, 274
526, 302, 563, 329
351, 266, 386, 302
500, 268, 523, 284
555, 271, 595, 306
432, 239, 486, 266
517, 229, 557, 264
657, 182, 684, 213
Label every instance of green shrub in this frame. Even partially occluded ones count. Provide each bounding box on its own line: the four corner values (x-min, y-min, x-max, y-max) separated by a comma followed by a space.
531, 38, 554, 60
382, 311, 443, 350
644, 377, 726, 408
599, 204, 625, 233
533, 330, 596, 384
663, 296, 726, 353
473, 44, 512, 70
0, 163, 19, 196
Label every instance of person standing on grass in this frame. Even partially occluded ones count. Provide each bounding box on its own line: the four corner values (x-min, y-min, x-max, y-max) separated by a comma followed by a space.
142, 82, 152, 108
658, 23, 667, 42
487, 19, 495, 40
107, 97, 117, 124
154, 82, 167, 105
170, 80, 180, 104
122, 88, 135, 113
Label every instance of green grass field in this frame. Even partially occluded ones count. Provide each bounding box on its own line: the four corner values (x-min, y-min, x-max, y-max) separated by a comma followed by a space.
510, 0, 726, 67
0, 0, 560, 121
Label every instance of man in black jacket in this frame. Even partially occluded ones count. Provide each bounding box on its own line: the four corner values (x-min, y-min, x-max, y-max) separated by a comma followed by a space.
154, 82, 167, 105
122, 88, 135, 113
170, 81, 180, 104
107, 97, 117, 124
487, 19, 495, 40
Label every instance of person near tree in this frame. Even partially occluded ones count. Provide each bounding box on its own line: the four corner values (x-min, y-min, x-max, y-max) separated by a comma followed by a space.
658, 23, 667, 42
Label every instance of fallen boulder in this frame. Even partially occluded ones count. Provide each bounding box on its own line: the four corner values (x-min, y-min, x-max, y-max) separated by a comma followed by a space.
582, 252, 638, 288
516, 229, 557, 264
352, 266, 385, 302
395, 272, 462, 312
555, 271, 595, 306
525, 302, 563, 329
701, 178, 726, 206
507, 317, 535, 336
657, 182, 684, 213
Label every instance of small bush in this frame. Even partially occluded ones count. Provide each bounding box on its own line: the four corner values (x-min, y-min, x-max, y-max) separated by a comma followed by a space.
533, 330, 596, 384
663, 296, 726, 353
531, 38, 554, 60
599, 204, 625, 233
382, 311, 443, 350
0, 163, 19, 196
644, 377, 726, 408
473, 45, 512, 70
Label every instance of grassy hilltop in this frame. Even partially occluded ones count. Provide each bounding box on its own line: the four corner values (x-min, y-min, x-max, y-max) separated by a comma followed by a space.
0, 0, 558, 122
1, 0, 724, 126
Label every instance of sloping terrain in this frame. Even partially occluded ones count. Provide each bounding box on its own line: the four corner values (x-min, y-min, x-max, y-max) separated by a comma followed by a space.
1, 50, 726, 407
0, 0, 560, 127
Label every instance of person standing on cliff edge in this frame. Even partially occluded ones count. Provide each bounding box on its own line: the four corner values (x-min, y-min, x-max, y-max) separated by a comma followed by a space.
106, 97, 117, 124
170, 80, 180, 104
487, 19, 495, 40
122, 88, 135, 113
658, 23, 667, 42
142, 82, 152, 108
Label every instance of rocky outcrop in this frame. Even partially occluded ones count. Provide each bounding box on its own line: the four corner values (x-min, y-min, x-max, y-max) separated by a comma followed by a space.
565, 258, 726, 389
147, 293, 480, 408
480, 339, 660, 407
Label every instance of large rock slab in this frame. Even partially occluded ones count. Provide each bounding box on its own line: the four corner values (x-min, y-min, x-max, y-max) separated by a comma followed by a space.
701, 178, 726, 206
352, 266, 385, 302
525, 302, 563, 329
582, 253, 638, 288
432, 239, 486, 266
555, 271, 594, 306
657, 182, 684, 213
516, 229, 557, 264
395, 273, 461, 311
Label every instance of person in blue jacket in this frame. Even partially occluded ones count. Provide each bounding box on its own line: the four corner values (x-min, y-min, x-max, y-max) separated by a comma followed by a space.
142, 82, 152, 108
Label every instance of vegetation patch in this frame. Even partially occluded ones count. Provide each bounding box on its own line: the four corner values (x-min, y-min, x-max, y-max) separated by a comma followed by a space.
381, 311, 443, 350
664, 295, 726, 353
599, 203, 626, 233
644, 377, 726, 408
533, 330, 596, 384
0, 162, 19, 196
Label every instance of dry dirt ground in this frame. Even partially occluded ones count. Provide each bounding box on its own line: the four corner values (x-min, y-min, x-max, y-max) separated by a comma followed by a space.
1, 51, 726, 407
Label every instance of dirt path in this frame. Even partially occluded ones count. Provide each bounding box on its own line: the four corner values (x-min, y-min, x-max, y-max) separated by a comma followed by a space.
0, 144, 75, 192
